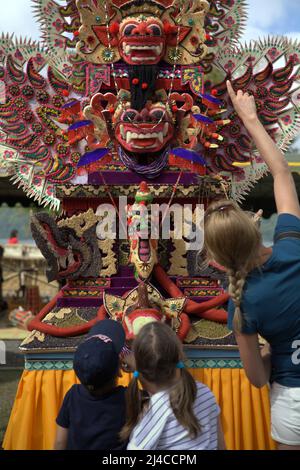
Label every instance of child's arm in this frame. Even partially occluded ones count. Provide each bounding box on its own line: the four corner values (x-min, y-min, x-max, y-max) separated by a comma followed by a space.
217, 417, 226, 450
55, 387, 72, 449
227, 80, 300, 218
54, 425, 68, 450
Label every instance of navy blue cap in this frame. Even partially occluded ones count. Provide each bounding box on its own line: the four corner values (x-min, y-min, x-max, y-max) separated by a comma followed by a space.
73, 320, 125, 389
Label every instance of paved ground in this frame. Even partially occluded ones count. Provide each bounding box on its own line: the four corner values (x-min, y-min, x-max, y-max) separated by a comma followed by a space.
0, 310, 24, 447
0, 370, 22, 448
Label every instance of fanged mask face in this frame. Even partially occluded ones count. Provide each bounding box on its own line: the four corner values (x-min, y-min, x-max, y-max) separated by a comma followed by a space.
119, 17, 165, 65
115, 104, 174, 153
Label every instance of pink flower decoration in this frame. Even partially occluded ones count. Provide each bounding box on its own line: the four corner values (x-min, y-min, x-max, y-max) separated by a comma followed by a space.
289, 53, 300, 65
46, 186, 54, 196
43, 2, 56, 15
224, 16, 235, 27
34, 54, 44, 66
52, 19, 63, 32
33, 177, 41, 186
54, 39, 64, 49
224, 60, 235, 71
281, 115, 292, 125
62, 64, 72, 76
14, 49, 23, 61
267, 47, 280, 60
20, 165, 28, 174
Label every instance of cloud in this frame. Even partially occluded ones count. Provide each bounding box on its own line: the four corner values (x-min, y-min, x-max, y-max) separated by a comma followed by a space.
241, 0, 300, 44
0, 0, 41, 41
246, 0, 286, 29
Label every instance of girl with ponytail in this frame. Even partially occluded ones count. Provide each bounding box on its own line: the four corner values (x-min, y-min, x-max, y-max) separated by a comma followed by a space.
121, 322, 225, 450
204, 81, 300, 450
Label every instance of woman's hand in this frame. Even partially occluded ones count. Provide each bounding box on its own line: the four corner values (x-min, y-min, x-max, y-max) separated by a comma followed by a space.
226, 81, 300, 217
226, 80, 258, 124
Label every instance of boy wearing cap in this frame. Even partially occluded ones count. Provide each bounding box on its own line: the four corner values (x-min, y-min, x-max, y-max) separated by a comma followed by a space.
54, 319, 128, 450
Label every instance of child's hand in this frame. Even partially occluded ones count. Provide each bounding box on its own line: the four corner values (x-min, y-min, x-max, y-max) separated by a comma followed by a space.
121, 352, 136, 373
226, 80, 258, 124
260, 341, 271, 359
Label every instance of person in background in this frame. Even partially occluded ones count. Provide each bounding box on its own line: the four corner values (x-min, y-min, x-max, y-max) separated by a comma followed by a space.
121, 322, 225, 450
204, 81, 300, 450
54, 319, 128, 450
0, 245, 8, 313
7, 230, 19, 245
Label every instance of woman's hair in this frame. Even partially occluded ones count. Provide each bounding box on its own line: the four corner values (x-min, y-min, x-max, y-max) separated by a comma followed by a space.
120, 322, 200, 441
204, 199, 261, 332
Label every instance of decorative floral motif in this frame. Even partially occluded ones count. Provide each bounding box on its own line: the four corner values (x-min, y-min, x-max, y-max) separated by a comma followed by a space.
281, 114, 292, 125
52, 19, 64, 32
43, 132, 56, 145
54, 39, 65, 49
33, 54, 45, 67
3, 150, 15, 159
224, 60, 236, 71
31, 123, 43, 134
224, 16, 235, 27
289, 53, 300, 65
13, 97, 26, 110
22, 110, 34, 122
267, 47, 280, 60
8, 85, 20, 96
22, 85, 35, 99
52, 95, 65, 108
14, 49, 23, 61
101, 49, 115, 62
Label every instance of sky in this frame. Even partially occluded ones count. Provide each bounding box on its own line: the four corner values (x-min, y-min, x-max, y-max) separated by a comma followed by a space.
0, 0, 299, 43
243, 0, 300, 43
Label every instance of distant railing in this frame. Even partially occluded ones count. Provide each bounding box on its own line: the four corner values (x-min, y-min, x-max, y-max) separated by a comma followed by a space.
3, 243, 44, 261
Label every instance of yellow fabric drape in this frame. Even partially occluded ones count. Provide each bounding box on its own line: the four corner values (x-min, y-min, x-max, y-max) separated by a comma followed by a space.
3, 368, 276, 450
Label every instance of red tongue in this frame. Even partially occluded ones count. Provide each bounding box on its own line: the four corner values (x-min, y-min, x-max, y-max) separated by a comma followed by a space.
130, 49, 156, 58
139, 241, 150, 261
132, 138, 157, 147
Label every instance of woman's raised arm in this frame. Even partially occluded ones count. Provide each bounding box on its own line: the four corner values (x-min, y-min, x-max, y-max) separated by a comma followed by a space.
227, 80, 300, 218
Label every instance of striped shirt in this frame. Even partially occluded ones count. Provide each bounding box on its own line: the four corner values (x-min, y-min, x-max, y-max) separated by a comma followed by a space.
127, 382, 220, 450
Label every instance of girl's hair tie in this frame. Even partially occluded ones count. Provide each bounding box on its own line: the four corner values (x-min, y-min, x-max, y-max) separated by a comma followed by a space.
176, 361, 185, 369
133, 370, 139, 378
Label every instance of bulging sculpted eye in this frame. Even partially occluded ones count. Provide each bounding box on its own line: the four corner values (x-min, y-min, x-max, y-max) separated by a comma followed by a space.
150, 109, 165, 121
149, 24, 162, 36
122, 110, 138, 122
123, 24, 136, 36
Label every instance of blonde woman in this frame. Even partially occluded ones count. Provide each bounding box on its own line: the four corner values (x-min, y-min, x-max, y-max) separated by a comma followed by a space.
204, 81, 300, 450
